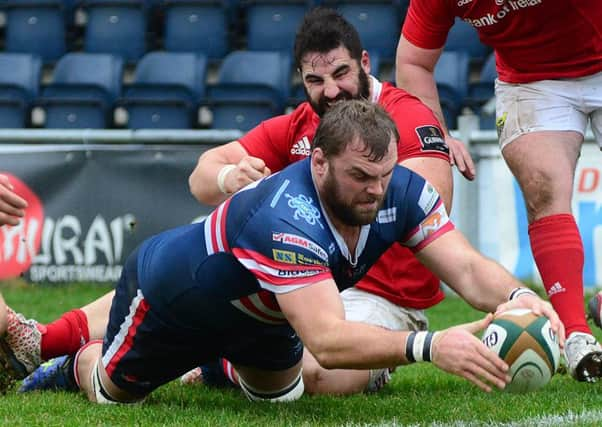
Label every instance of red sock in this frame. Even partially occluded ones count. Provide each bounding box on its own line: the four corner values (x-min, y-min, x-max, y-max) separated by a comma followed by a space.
40, 309, 90, 360
529, 213, 590, 336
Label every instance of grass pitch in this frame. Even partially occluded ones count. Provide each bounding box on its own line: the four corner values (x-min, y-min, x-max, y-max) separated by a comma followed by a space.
1, 283, 602, 427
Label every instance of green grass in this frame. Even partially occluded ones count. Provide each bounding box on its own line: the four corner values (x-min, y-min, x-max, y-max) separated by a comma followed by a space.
1, 284, 602, 426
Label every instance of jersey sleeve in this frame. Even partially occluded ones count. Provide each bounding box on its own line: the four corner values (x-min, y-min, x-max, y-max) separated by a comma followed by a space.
388, 94, 449, 162
237, 114, 293, 173
230, 217, 332, 295
400, 174, 455, 252
402, 0, 456, 50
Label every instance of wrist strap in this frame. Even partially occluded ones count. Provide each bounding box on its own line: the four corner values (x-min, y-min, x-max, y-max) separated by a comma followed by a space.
217, 164, 236, 195
405, 331, 438, 363
508, 287, 538, 301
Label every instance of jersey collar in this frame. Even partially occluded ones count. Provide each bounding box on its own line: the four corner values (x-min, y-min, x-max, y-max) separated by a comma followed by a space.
369, 75, 382, 104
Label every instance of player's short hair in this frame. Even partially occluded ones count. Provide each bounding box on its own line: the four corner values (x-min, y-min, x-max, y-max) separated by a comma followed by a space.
313, 100, 399, 162
294, 7, 363, 70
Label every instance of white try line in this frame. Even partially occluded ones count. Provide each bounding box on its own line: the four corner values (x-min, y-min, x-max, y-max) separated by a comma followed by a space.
345, 409, 602, 427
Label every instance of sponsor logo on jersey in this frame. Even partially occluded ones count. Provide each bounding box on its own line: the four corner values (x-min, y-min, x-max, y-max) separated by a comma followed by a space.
415, 126, 448, 154
272, 232, 328, 260
277, 269, 322, 278
285, 193, 324, 228
273, 249, 296, 264
418, 183, 438, 214
290, 136, 312, 156
420, 210, 443, 237
274, 249, 327, 266
457, 0, 473, 6
377, 207, 397, 224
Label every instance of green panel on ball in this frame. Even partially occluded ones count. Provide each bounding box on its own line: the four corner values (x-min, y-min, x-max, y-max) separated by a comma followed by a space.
525, 315, 556, 368
492, 318, 526, 359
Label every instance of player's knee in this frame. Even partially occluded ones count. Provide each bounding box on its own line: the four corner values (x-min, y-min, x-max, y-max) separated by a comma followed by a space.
89, 359, 144, 404
239, 371, 304, 402
301, 360, 326, 394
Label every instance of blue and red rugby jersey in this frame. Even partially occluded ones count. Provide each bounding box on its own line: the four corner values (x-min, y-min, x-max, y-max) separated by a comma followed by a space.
136, 158, 454, 325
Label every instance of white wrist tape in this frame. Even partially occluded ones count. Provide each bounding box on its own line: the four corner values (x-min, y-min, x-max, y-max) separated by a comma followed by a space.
405, 331, 439, 363
216, 164, 236, 195
508, 287, 538, 301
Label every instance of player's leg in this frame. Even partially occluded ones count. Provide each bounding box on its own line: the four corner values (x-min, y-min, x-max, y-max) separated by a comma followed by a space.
0, 289, 114, 390
234, 363, 304, 402
223, 323, 306, 402
0, 293, 6, 336
39, 291, 113, 361
302, 287, 428, 394
497, 77, 602, 381
585, 74, 602, 336
71, 250, 210, 403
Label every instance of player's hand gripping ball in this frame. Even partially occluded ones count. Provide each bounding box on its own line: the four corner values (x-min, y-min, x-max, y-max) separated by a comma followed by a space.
482, 308, 560, 393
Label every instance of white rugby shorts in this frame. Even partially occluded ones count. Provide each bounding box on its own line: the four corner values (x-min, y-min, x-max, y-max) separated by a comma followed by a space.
495, 71, 602, 150
341, 287, 428, 332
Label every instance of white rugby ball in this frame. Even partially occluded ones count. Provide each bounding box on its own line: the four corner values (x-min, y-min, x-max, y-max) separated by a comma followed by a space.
481, 308, 560, 393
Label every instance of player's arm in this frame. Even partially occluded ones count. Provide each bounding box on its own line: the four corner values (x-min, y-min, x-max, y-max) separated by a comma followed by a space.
401, 156, 453, 212
0, 174, 28, 226
276, 279, 509, 392
189, 141, 271, 206
415, 229, 565, 343
396, 36, 475, 180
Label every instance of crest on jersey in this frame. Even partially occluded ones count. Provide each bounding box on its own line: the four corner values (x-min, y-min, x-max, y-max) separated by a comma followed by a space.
285, 193, 324, 229
415, 126, 448, 154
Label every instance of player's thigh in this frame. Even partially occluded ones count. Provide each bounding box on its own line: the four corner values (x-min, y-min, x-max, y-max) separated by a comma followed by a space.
590, 72, 602, 145
101, 252, 219, 398
340, 287, 428, 331
583, 70, 602, 145
495, 78, 591, 149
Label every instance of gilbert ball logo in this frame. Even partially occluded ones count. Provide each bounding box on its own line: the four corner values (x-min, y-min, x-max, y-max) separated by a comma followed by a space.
0, 173, 44, 279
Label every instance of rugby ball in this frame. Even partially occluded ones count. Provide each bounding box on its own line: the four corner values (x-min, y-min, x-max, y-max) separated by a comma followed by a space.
481, 308, 560, 393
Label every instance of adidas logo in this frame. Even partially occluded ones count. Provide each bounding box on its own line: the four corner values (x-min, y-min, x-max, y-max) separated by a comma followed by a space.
547, 281, 566, 297
290, 136, 312, 156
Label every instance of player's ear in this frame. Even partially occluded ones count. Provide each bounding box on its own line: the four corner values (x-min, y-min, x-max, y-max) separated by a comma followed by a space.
311, 148, 328, 176
361, 50, 370, 75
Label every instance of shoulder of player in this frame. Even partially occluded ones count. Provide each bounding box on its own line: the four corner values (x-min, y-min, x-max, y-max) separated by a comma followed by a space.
387, 164, 428, 194
270, 102, 318, 139
378, 83, 432, 113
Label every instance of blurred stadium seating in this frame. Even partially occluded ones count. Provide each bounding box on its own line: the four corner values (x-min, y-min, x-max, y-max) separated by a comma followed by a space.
434, 51, 470, 130
2, 0, 67, 63
82, 0, 148, 62
35, 52, 123, 128
0, 53, 42, 127
119, 51, 207, 129
0, 1, 494, 130
208, 50, 290, 130
465, 52, 497, 129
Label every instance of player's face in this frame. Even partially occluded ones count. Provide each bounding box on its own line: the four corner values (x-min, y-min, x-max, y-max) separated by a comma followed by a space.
321, 137, 397, 226
300, 47, 371, 117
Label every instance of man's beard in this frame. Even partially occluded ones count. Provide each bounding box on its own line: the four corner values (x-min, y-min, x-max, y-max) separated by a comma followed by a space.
321, 165, 382, 226
306, 68, 371, 117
